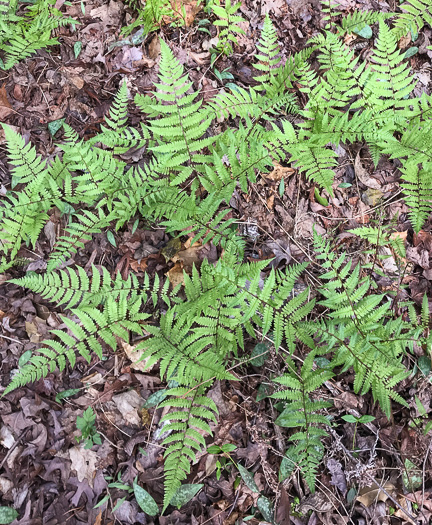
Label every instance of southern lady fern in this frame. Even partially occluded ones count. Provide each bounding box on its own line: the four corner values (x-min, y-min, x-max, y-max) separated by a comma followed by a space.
3, 11, 432, 504
0, 0, 76, 70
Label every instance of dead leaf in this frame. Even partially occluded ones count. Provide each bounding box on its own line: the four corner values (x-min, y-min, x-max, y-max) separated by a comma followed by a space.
120, 340, 154, 373
362, 188, 383, 206
69, 446, 98, 487
189, 51, 210, 65
171, 0, 201, 26
344, 33, 357, 45
399, 32, 412, 49
0, 84, 13, 120
264, 164, 295, 182
354, 153, 381, 190
148, 34, 161, 59
93, 511, 103, 525
266, 194, 275, 210
202, 36, 219, 51
166, 261, 185, 287
299, 492, 336, 513
357, 482, 395, 507
133, 57, 155, 69
44, 220, 57, 249
177, 240, 202, 269
327, 459, 347, 496
161, 237, 182, 262
112, 390, 144, 426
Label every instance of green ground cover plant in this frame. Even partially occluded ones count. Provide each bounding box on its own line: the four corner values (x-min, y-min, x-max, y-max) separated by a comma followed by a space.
2, 3, 432, 513
0, 0, 76, 70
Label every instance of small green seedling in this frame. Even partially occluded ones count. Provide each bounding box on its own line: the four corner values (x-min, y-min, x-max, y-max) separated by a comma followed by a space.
207, 443, 237, 480
76, 407, 102, 449
341, 414, 375, 451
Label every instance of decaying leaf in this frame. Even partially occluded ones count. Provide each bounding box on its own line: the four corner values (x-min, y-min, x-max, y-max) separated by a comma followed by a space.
264, 163, 295, 182
356, 482, 395, 507
69, 446, 99, 487
355, 153, 381, 190
166, 261, 185, 287
120, 340, 154, 372
0, 84, 13, 120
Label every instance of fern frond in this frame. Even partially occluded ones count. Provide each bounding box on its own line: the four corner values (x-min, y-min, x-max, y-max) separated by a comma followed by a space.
253, 14, 282, 85
272, 353, 332, 491
337, 10, 393, 36
135, 40, 214, 182
159, 385, 217, 510
3, 297, 149, 395
47, 209, 114, 272
392, 0, 432, 39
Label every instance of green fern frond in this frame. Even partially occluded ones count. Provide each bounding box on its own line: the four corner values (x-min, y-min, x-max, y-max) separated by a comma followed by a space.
253, 14, 282, 85
369, 21, 415, 108
159, 385, 217, 510
272, 354, 332, 491
399, 163, 432, 233
3, 297, 149, 395
337, 10, 393, 36
392, 0, 432, 39
135, 40, 214, 183
47, 209, 115, 272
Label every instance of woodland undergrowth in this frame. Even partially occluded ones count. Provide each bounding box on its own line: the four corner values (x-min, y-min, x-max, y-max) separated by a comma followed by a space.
2, 0, 432, 513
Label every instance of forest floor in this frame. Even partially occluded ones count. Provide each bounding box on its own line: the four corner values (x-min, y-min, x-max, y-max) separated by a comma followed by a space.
2, 0, 432, 524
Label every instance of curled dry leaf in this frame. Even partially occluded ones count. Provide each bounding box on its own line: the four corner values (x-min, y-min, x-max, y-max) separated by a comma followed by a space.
354, 152, 381, 190
166, 261, 185, 288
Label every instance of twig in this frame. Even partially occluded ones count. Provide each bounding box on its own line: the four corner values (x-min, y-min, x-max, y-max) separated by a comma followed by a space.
328, 427, 417, 522
0, 429, 27, 470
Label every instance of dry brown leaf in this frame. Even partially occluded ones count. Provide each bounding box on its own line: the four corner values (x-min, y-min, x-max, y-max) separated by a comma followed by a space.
166, 261, 185, 287
69, 446, 98, 487
264, 163, 295, 182
189, 51, 210, 65
398, 32, 412, 49
132, 57, 155, 69
120, 340, 154, 372
112, 390, 143, 426
93, 511, 103, 525
344, 33, 357, 45
177, 240, 202, 268
170, 0, 201, 26
355, 152, 381, 190
148, 34, 161, 59
0, 84, 13, 120
356, 482, 395, 507
266, 194, 275, 210
394, 494, 417, 524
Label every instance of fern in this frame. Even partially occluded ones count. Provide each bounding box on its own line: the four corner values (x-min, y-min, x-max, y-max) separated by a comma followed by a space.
312, 233, 419, 418
159, 385, 218, 509
121, 0, 179, 37
392, 0, 432, 39
211, 0, 246, 56
3, 297, 149, 395
337, 11, 393, 36
135, 40, 215, 184
3, 13, 432, 505
47, 209, 115, 272
0, 0, 76, 70
272, 352, 332, 492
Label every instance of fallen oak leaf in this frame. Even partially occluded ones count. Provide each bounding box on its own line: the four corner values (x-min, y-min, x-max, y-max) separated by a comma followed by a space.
0, 84, 13, 120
